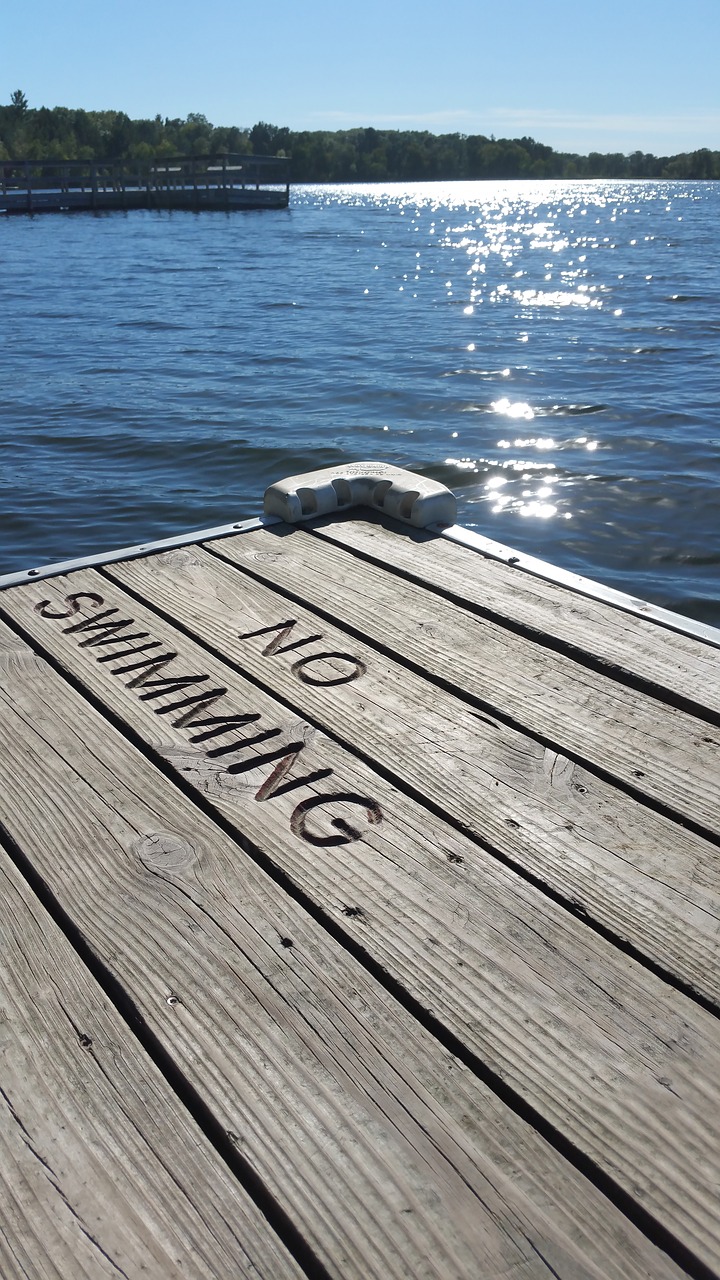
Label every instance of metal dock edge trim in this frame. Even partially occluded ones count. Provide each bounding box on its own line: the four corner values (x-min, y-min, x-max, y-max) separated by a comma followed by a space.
0, 516, 281, 590
435, 522, 720, 648
2, 508, 718, 649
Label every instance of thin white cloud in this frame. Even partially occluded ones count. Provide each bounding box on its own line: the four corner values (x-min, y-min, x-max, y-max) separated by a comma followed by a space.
304, 106, 720, 142
491, 108, 720, 136
307, 109, 475, 128
298, 105, 719, 153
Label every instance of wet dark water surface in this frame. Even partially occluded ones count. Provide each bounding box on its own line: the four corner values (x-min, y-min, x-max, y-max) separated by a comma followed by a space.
2, 180, 719, 623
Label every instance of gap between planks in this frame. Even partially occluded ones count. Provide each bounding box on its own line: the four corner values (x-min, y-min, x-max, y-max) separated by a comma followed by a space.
2, 582, 720, 1275
0, 838, 304, 1280
48, 545, 720, 1012
0, 615, 692, 1280
204, 523, 720, 841
309, 513, 720, 718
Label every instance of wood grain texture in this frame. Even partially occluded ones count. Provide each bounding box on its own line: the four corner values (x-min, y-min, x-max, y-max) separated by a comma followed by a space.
0, 844, 302, 1280
2, 591, 720, 1273
66, 546, 720, 1007
207, 523, 719, 836
0, 618, 675, 1280
309, 513, 720, 716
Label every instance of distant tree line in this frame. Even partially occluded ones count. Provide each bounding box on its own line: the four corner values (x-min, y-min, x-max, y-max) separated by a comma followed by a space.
2, 93, 719, 181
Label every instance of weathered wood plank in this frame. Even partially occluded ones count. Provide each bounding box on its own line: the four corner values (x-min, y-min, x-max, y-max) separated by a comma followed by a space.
207, 523, 720, 836
309, 514, 720, 715
47, 549, 720, 1006
2, 590, 720, 1273
0, 619, 675, 1280
0, 843, 302, 1280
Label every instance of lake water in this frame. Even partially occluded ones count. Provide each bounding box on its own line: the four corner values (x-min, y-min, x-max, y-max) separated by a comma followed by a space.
2, 179, 719, 624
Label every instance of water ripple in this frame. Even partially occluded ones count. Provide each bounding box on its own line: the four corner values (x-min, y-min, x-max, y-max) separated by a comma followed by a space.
1, 180, 719, 623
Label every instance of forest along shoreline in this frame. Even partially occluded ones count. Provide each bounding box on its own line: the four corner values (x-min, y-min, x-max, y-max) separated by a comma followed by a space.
2, 94, 719, 181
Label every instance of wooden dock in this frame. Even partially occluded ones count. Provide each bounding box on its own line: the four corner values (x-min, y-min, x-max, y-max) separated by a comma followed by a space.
1, 153, 289, 215
1, 463, 719, 1279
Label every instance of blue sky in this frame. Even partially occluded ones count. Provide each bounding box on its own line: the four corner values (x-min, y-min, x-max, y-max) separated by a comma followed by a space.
4, 0, 719, 155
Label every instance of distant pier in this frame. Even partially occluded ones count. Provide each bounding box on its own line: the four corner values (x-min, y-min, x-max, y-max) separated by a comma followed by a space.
0, 152, 290, 215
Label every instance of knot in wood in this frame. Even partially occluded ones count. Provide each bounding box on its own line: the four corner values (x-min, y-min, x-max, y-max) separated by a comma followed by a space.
161, 547, 199, 569
135, 831, 198, 876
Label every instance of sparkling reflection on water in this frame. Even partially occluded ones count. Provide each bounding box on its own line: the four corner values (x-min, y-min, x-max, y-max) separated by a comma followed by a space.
1, 179, 719, 623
